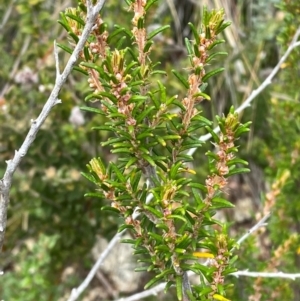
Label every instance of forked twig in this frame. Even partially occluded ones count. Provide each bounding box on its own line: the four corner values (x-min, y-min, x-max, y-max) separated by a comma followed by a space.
0, 0, 107, 252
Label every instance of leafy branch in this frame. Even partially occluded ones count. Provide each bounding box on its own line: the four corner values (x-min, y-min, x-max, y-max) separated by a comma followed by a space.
57, 1, 252, 300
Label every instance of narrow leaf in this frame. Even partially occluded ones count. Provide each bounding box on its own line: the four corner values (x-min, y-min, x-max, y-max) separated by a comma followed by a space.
176, 275, 183, 301
202, 68, 225, 82
172, 70, 189, 89
147, 25, 170, 40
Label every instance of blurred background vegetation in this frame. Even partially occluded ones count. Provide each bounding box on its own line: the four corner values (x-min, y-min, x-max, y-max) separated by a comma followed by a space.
0, 0, 299, 300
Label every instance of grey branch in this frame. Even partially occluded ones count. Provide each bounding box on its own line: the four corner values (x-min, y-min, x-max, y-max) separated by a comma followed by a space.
231, 270, 300, 280
235, 212, 270, 248
0, 0, 107, 251
66, 230, 123, 301
187, 26, 300, 156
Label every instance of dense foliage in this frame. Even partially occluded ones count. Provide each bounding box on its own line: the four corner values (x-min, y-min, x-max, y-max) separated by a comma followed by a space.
0, 0, 299, 300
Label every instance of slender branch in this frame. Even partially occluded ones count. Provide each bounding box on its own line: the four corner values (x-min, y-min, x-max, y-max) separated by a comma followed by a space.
231, 271, 300, 280
115, 281, 167, 301
66, 230, 123, 301
0, 0, 107, 251
235, 212, 270, 247
187, 27, 300, 156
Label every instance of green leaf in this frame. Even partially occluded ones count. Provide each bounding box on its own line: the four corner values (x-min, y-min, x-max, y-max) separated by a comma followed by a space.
135, 266, 149, 272
137, 131, 153, 140
145, 0, 158, 11
188, 182, 207, 193
227, 158, 248, 166
185, 37, 193, 56
58, 17, 71, 32
129, 94, 148, 103
79, 106, 105, 115
191, 188, 204, 207
191, 115, 212, 126
193, 92, 211, 101
127, 47, 139, 62
172, 100, 186, 111
130, 170, 142, 192
191, 262, 212, 275
202, 68, 225, 82
144, 276, 162, 290
111, 148, 132, 154
166, 214, 187, 223
84, 192, 104, 198
56, 42, 73, 54
143, 40, 153, 53
73, 66, 89, 75
165, 281, 175, 293
176, 275, 183, 301
147, 25, 170, 40
143, 205, 163, 218
116, 36, 127, 49
172, 70, 189, 89
110, 162, 126, 182
81, 172, 97, 184
207, 39, 226, 50
156, 136, 166, 146
118, 224, 134, 232
142, 154, 156, 167
211, 197, 235, 209
65, 13, 85, 26
205, 126, 220, 143
136, 106, 156, 123
234, 124, 251, 137
170, 161, 183, 179
162, 135, 181, 141
199, 287, 214, 297
156, 223, 169, 232
107, 27, 125, 43
92, 125, 114, 132
206, 51, 228, 63
137, 17, 144, 29
180, 140, 203, 152
216, 21, 231, 34
227, 168, 250, 176
101, 206, 120, 214
68, 31, 79, 43
188, 22, 200, 44
148, 232, 164, 242
102, 134, 126, 144
125, 157, 138, 169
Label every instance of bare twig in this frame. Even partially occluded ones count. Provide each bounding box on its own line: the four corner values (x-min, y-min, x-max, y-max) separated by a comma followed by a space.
187, 27, 300, 156
235, 212, 270, 247
66, 231, 123, 301
231, 271, 300, 280
0, 0, 107, 251
115, 281, 167, 301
